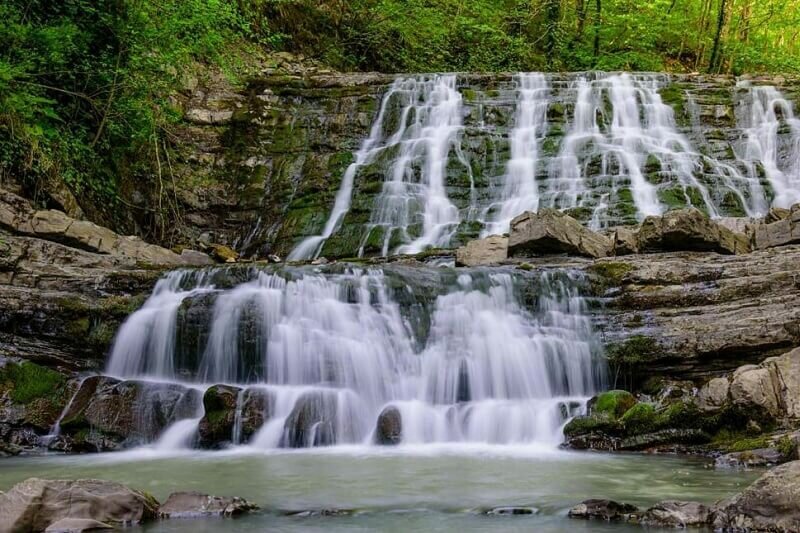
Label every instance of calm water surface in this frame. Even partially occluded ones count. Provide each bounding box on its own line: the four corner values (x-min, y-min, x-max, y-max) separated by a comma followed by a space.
0, 445, 759, 532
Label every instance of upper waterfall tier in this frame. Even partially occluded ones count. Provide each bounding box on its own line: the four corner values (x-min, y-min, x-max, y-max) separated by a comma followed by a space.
105, 265, 606, 447
279, 72, 800, 260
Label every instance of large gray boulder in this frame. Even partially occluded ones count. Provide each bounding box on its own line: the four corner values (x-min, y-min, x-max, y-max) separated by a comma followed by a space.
0, 478, 158, 532
455, 235, 508, 266
711, 460, 800, 531
637, 208, 750, 254
754, 203, 800, 250
508, 209, 612, 259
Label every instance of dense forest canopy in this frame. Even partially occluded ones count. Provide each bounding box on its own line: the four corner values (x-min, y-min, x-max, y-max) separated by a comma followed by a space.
1, 0, 799, 238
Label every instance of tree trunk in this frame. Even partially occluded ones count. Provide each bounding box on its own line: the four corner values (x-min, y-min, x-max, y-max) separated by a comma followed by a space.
708, 0, 728, 73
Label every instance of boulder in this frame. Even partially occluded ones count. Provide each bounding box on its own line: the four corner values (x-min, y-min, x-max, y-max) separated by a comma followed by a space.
238, 388, 273, 443
179, 249, 214, 266
715, 448, 784, 468
455, 235, 508, 267
711, 460, 800, 531
641, 500, 710, 528
508, 209, 612, 259
568, 499, 638, 521
0, 478, 158, 531
765, 347, 800, 419
281, 390, 340, 448
209, 244, 239, 263
754, 204, 800, 250
375, 405, 402, 445
612, 226, 639, 255
158, 491, 258, 518
717, 216, 758, 238
696, 377, 729, 411
637, 208, 750, 255
197, 384, 241, 448
730, 364, 782, 419
765, 207, 791, 224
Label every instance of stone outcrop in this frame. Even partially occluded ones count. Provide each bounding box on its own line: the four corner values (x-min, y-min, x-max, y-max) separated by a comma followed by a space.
158, 491, 258, 518
0, 189, 210, 267
568, 499, 638, 521
197, 385, 241, 448
711, 460, 800, 531
0, 478, 159, 532
508, 209, 612, 259
635, 208, 750, 255
754, 203, 800, 250
455, 235, 508, 266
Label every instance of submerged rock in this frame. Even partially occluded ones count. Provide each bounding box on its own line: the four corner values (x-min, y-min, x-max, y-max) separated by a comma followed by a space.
481, 506, 538, 515
715, 448, 784, 468
375, 405, 402, 445
44, 518, 115, 532
508, 209, 612, 259
0, 478, 159, 531
568, 499, 639, 521
158, 491, 258, 518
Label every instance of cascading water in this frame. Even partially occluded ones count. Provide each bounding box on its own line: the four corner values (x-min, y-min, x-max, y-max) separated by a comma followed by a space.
286, 72, 800, 257
736, 82, 800, 209
482, 73, 549, 236
103, 266, 606, 450
364, 75, 466, 255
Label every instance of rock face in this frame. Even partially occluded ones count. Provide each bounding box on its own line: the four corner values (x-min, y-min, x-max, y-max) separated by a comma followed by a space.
754, 203, 800, 249
0, 478, 158, 531
636, 208, 750, 255
711, 460, 800, 531
641, 500, 710, 528
158, 491, 258, 518
508, 209, 612, 259
455, 235, 508, 266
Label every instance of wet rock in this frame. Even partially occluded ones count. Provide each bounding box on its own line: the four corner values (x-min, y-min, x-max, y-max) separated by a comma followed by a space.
282, 390, 339, 448
44, 518, 115, 532
711, 460, 800, 531
283, 508, 356, 517
619, 428, 709, 451
641, 500, 710, 528
568, 499, 639, 521
637, 208, 750, 254
198, 384, 241, 448
239, 388, 273, 443
589, 390, 636, 418
715, 448, 784, 468
455, 235, 508, 266
375, 405, 402, 445
0, 477, 158, 531
158, 491, 258, 518
508, 209, 612, 259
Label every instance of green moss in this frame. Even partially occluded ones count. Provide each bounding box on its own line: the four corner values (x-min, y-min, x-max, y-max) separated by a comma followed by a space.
66, 317, 91, 337
621, 402, 657, 434
729, 436, 771, 452
776, 436, 797, 459
1, 362, 66, 404
658, 186, 689, 210
589, 261, 633, 286
517, 262, 533, 271
593, 390, 636, 418
100, 294, 147, 316
88, 321, 117, 348
606, 335, 659, 366
563, 412, 619, 436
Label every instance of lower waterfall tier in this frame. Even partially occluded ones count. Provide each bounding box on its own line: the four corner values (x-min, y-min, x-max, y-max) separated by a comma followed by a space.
53, 265, 606, 450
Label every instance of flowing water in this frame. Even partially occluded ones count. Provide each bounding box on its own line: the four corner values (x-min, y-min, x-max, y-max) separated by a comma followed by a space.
289, 72, 800, 259
103, 265, 605, 449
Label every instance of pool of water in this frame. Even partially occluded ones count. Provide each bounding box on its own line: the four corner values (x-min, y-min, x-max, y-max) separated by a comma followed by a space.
0, 445, 759, 532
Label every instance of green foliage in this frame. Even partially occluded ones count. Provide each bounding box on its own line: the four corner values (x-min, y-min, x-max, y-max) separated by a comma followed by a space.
606, 335, 659, 366
0, 361, 66, 404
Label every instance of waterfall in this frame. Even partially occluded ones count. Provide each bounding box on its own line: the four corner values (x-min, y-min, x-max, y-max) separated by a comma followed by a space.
105, 266, 605, 449
482, 73, 549, 236
364, 75, 466, 255
280, 72, 800, 258
736, 82, 800, 209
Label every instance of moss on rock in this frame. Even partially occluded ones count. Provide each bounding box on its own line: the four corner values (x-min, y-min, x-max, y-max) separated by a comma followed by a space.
0, 362, 66, 404
592, 390, 637, 418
